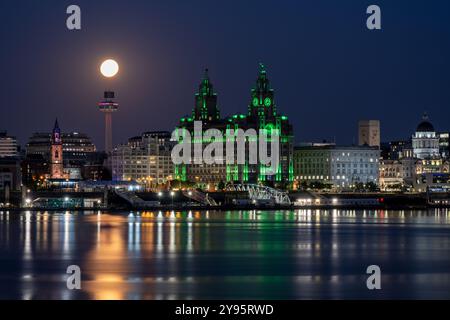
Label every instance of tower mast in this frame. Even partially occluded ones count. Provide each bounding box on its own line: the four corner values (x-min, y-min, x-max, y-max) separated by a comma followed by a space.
98, 91, 119, 152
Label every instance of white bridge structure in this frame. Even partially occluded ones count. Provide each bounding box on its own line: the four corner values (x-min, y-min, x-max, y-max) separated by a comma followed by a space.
226, 184, 292, 205
182, 189, 218, 206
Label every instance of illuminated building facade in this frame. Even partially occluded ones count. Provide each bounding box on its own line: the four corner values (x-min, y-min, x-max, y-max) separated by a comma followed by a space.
25, 129, 101, 182
0, 131, 18, 158
379, 113, 450, 191
0, 157, 21, 192
412, 113, 440, 159
49, 119, 66, 179
110, 131, 174, 186
438, 132, 450, 158
294, 145, 380, 189
175, 65, 294, 187
26, 132, 96, 161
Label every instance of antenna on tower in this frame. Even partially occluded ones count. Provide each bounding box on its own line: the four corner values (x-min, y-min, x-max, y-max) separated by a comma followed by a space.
259, 62, 266, 73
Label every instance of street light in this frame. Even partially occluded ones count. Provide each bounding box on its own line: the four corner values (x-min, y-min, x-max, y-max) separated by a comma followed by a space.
170, 191, 175, 206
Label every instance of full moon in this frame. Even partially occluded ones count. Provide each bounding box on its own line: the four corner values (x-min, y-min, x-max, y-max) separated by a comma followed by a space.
100, 59, 119, 78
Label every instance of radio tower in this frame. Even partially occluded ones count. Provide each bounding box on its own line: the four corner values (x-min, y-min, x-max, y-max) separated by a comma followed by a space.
98, 91, 119, 152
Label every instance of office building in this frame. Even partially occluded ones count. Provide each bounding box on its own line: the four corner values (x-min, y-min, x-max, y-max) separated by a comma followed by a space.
358, 120, 380, 147
0, 157, 21, 192
294, 145, 380, 189
175, 65, 294, 187
110, 131, 174, 186
0, 131, 18, 158
438, 132, 450, 158
26, 131, 96, 161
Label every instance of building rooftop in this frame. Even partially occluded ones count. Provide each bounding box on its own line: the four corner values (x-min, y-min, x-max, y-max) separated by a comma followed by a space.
295, 144, 380, 151
416, 113, 435, 132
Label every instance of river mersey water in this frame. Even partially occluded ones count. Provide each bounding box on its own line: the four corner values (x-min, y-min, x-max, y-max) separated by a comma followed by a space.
0, 209, 449, 300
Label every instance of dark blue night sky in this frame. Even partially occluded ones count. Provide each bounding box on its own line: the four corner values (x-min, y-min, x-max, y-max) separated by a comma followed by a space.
1, 0, 450, 149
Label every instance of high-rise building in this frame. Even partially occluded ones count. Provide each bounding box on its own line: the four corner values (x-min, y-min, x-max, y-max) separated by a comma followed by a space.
175, 64, 294, 187
358, 120, 380, 147
98, 91, 119, 152
412, 113, 439, 159
50, 119, 65, 179
0, 131, 18, 158
110, 131, 174, 186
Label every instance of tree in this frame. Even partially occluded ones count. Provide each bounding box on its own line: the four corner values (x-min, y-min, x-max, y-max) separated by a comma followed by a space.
354, 182, 365, 192
300, 181, 308, 190
217, 180, 225, 191
365, 182, 379, 192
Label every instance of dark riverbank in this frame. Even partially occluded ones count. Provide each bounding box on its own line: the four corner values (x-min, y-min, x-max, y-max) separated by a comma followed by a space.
2, 190, 448, 211
0, 203, 444, 213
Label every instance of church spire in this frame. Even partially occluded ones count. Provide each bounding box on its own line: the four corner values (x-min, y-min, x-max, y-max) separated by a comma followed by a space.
52, 118, 61, 145
53, 118, 60, 131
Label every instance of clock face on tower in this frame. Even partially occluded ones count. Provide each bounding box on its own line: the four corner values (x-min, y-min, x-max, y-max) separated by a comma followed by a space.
264, 97, 271, 107
252, 97, 259, 107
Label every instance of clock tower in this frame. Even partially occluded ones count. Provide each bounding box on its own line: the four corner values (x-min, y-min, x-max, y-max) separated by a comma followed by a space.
50, 119, 64, 179
245, 64, 294, 183
248, 63, 276, 125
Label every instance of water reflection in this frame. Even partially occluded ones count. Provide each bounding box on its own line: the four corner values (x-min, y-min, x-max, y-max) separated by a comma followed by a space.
0, 209, 450, 299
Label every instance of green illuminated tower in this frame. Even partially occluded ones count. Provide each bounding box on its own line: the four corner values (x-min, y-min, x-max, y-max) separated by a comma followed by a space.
192, 69, 221, 122
248, 63, 276, 123
244, 63, 294, 184
175, 65, 294, 189
176, 69, 226, 186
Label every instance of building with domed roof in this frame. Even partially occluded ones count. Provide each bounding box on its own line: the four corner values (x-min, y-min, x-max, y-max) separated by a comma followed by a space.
412, 113, 440, 159
379, 113, 450, 191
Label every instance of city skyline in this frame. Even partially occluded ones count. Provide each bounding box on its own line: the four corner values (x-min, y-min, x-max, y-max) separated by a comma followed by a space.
1, 0, 450, 148
2, 1, 450, 304
3, 92, 448, 152
2, 70, 449, 151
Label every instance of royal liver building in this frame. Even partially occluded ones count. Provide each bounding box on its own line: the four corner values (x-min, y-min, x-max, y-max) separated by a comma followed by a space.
174, 64, 294, 189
